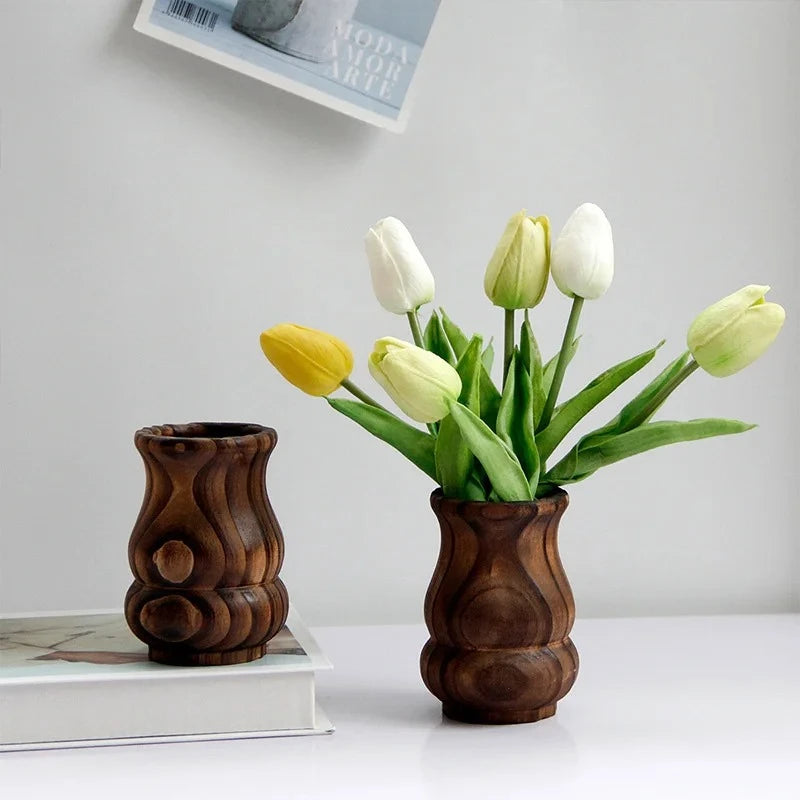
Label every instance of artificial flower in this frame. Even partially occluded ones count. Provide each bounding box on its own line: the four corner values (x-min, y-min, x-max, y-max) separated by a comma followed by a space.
260, 323, 353, 396
365, 217, 435, 314
484, 211, 550, 309
550, 203, 614, 300
368, 337, 461, 423
687, 285, 785, 377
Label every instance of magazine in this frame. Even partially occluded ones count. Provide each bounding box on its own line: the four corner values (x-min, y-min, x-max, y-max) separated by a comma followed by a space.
134, 0, 442, 132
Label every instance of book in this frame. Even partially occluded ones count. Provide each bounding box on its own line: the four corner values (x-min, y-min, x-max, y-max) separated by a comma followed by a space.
133, 0, 441, 132
0, 605, 332, 751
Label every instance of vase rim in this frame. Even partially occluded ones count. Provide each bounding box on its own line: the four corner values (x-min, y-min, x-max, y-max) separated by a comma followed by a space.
430, 486, 568, 510
136, 422, 275, 444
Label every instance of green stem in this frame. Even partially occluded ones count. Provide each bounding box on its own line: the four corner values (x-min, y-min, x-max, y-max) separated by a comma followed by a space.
625, 358, 700, 429
539, 296, 584, 430
407, 310, 424, 348
406, 310, 436, 435
340, 379, 388, 412
503, 309, 515, 386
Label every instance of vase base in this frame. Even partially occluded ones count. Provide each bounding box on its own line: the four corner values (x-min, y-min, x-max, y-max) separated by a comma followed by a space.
442, 703, 557, 725
148, 644, 269, 666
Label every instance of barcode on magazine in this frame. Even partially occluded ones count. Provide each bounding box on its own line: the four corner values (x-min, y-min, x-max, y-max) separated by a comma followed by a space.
165, 0, 219, 32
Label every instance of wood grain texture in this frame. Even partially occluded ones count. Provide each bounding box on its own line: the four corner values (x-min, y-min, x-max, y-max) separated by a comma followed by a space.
421, 489, 578, 724
124, 423, 289, 666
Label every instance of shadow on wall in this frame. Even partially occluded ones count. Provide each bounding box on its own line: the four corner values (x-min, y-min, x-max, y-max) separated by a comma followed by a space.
106, 0, 380, 157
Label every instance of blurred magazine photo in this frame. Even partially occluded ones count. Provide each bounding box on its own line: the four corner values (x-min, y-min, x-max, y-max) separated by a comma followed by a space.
134, 0, 441, 132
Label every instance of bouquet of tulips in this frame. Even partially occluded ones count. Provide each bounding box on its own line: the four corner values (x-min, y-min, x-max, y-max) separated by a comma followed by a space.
260, 204, 785, 502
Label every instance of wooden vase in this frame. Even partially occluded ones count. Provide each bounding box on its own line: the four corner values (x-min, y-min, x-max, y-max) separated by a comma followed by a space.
125, 423, 289, 666
421, 489, 578, 724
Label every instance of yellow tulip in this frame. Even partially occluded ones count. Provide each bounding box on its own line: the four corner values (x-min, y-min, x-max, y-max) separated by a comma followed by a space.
260, 323, 353, 396
687, 285, 785, 377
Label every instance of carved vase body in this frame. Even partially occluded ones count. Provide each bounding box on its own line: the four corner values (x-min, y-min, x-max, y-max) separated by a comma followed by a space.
421, 489, 578, 724
125, 423, 289, 666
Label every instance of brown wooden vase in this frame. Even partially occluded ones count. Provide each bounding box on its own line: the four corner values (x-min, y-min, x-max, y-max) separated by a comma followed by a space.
125, 423, 289, 666
421, 489, 578, 724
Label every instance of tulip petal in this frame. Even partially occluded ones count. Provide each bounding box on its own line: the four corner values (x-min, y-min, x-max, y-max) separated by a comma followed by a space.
689, 292, 785, 377
260, 324, 353, 396
365, 217, 435, 314
484, 212, 550, 309
550, 203, 614, 300
369, 338, 462, 423
687, 285, 770, 352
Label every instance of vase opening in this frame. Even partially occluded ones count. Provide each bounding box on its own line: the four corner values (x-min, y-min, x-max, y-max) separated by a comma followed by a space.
430, 487, 568, 516
138, 422, 273, 442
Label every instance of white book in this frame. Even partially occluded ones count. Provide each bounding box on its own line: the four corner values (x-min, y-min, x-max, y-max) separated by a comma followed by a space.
0, 605, 332, 751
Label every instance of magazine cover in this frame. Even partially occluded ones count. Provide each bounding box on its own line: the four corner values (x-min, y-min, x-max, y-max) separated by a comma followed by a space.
0, 606, 327, 681
134, 0, 442, 132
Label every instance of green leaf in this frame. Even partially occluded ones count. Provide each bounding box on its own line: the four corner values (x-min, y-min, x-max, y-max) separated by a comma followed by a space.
437, 308, 500, 429
520, 319, 546, 427
544, 418, 756, 485
478, 367, 501, 431
439, 308, 470, 360
542, 336, 580, 399
446, 400, 533, 501
481, 339, 495, 374
579, 350, 693, 449
423, 311, 456, 365
464, 474, 487, 501
435, 336, 483, 497
536, 341, 663, 463
534, 482, 559, 499
327, 398, 437, 481
496, 352, 540, 490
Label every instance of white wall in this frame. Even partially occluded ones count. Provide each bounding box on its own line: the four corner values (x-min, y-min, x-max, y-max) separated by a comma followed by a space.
1, 0, 798, 625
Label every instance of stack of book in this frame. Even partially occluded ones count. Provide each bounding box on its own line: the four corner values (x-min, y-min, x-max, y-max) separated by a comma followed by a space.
0, 606, 332, 751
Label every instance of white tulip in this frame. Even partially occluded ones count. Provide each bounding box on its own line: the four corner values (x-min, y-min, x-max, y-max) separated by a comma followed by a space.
365, 217, 435, 314
550, 203, 614, 300
368, 337, 461, 423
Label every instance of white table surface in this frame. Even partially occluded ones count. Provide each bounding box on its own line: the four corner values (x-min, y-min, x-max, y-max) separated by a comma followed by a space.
1, 614, 798, 799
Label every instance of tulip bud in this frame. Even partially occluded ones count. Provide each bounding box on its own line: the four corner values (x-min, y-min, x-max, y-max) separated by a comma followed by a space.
551, 203, 614, 300
260, 323, 353, 396
687, 285, 785, 377
483, 211, 550, 310
365, 217, 435, 314
368, 337, 462, 423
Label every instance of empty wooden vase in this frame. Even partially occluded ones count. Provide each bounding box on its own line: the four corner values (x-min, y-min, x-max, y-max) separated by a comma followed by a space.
421, 489, 578, 724
125, 423, 289, 666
